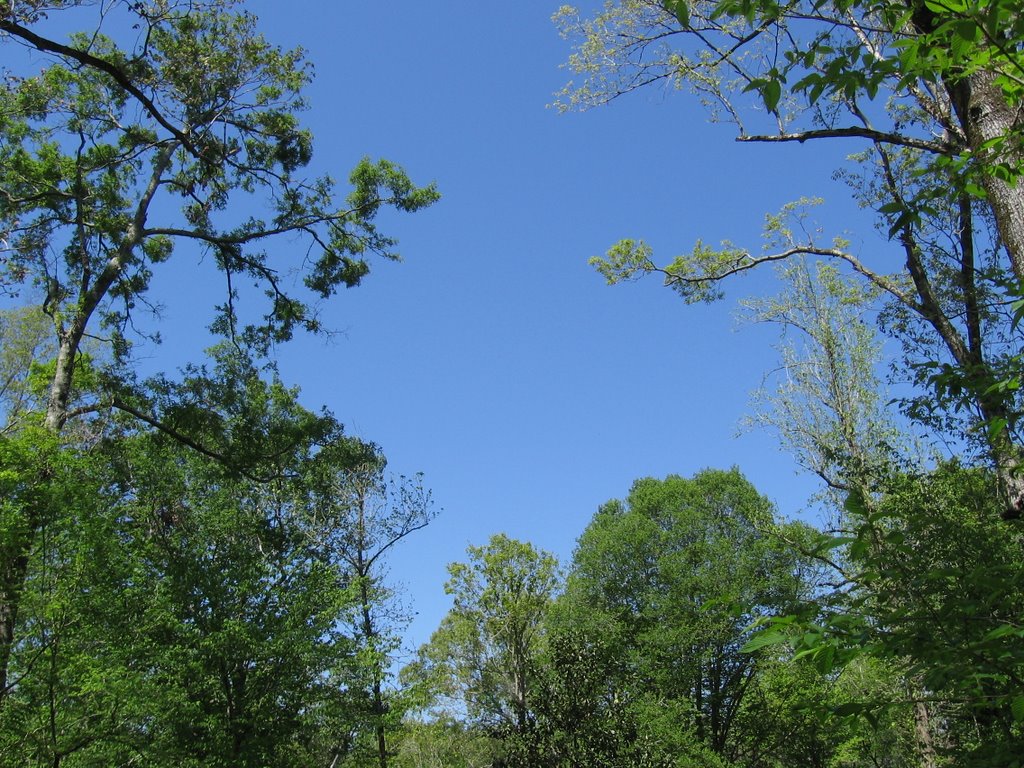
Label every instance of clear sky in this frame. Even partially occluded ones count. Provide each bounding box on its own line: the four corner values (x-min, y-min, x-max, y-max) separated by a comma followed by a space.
244, 0, 886, 657
17, 2, 888, 657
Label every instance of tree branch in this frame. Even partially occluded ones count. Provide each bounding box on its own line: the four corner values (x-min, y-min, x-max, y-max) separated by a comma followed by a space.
659, 245, 917, 311
109, 397, 229, 463
875, 143, 971, 366
108, 397, 286, 483
0, 17, 201, 159
738, 128, 950, 154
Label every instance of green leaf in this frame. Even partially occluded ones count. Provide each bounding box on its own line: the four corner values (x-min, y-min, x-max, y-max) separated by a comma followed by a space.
763, 78, 782, 112
815, 535, 857, 552
833, 702, 858, 717
740, 630, 789, 653
843, 491, 870, 518
983, 624, 1024, 642
666, 0, 691, 27
1012, 696, 1024, 723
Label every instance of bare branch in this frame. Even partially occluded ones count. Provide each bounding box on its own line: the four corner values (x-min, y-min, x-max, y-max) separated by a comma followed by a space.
738, 127, 950, 153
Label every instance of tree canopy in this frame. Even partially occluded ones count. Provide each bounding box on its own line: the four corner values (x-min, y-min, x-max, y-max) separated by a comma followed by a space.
559, 0, 1024, 517
1, 1, 437, 431
0, 0, 438, 712
5, 1, 1024, 765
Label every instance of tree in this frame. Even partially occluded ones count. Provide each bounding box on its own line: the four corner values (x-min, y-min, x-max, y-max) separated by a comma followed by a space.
556, 9, 1024, 755
319, 463, 437, 768
113, 357, 373, 767
0, 431, 117, 766
0, 306, 53, 435
742, 255, 910, 504
734, 257, 954, 763
690, 201, 1024, 765
556, 0, 1024, 517
1, 1, 438, 430
0, 0, 437, 705
0, 348, 399, 766
795, 464, 1024, 767
405, 535, 561, 757
523, 623, 667, 768
727, 653, 920, 768
558, 468, 821, 765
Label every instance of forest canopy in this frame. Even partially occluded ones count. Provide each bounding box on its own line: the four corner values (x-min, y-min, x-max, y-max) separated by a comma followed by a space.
1, 0, 1023, 766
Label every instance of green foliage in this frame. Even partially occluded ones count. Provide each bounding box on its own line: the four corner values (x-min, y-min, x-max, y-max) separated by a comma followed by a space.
0, 307, 53, 434
392, 717, 498, 768
860, 467, 1024, 764
742, 257, 905, 502
524, 625, 666, 767
0, 347, 412, 766
405, 535, 561, 738
0, 4, 440, 758
553, 468, 825, 765
0, 440, 129, 766
0, 1, 437, 424
590, 238, 656, 285
750, 464, 1024, 765
560, 6, 1024, 755
559, 0, 1024, 516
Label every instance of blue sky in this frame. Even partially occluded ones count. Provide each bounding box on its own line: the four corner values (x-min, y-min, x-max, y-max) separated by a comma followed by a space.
214, 1, 879, 653
230, 1, 878, 654
14, 2, 887, 656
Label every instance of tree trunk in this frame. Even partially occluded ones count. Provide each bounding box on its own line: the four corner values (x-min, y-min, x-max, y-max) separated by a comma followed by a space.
0, 548, 31, 701
913, 700, 939, 768
954, 70, 1024, 281
358, 575, 388, 768
44, 338, 78, 433
954, 70, 1024, 517
903, 1, 1024, 518
911, 22, 1024, 516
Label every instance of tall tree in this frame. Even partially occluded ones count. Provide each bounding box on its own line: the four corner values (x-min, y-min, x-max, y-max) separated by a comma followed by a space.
0, 0, 437, 704
736, 257, 949, 762
406, 535, 561, 753
557, 0, 1024, 517
0, 348, 395, 766
692, 200, 1024, 764
741, 256, 910, 503
559, 468, 819, 765
320, 463, 437, 768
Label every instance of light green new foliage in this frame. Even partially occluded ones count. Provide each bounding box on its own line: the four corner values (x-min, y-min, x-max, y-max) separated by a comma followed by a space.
408, 535, 561, 735
0, 435, 121, 766
558, 0, 1024, 516
392, 717, 498, 768
742, 257, 909, 502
